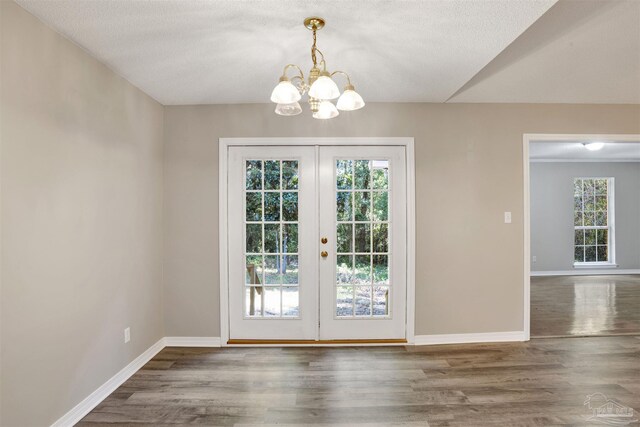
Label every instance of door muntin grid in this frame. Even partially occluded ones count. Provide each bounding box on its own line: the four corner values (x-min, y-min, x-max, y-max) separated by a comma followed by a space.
334, 159, 391, 318
244, 159, 300, 318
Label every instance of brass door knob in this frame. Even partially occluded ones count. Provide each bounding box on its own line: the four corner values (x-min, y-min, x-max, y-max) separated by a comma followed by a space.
321, 237, 328, 244
321, 251, 328, 258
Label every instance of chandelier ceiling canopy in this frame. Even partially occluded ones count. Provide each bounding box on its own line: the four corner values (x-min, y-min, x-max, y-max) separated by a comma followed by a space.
270, 17, 365, 119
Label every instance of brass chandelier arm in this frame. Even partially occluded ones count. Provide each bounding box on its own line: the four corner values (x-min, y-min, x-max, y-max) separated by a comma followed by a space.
330, 70, 353, 86
281, 64, 305, 81
282, 64, 308, 94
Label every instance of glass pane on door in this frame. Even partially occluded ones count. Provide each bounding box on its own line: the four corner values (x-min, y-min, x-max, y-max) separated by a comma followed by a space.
244, 159, 300, 318
335, 159, 390, 317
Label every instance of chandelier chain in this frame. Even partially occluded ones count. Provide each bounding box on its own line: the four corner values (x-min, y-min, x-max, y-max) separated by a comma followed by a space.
311, 27, 317, 67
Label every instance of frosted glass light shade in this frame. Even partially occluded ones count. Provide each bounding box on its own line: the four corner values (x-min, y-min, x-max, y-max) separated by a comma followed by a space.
275, 102, 302, 116
337, 89, 365, 111
312, 101, 339, 119
270, 80, 301, 104
308, 76, 340, 100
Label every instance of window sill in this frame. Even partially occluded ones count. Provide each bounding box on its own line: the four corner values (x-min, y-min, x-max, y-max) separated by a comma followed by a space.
573, 263, 618, 269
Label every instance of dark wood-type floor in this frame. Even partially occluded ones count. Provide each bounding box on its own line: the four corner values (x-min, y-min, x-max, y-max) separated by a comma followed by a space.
531, 274, 640, 337
79, 336, 640, 426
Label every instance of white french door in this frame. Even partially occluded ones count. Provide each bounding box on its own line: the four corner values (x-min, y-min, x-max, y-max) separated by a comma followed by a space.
227, 144, 407, 341
228, 146, 317, 340
319, 146, 406, 340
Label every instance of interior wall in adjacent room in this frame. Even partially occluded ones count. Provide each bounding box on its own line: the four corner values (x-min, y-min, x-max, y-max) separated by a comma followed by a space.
530, 161, 640, 272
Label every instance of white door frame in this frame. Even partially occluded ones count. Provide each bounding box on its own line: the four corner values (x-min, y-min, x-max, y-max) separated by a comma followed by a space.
522, 133, 640, 341
219, 137, 416, 346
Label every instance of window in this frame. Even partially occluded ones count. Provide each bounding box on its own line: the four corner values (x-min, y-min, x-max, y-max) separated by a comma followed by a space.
244, 159, 300, 317
573, 178, 614, 264
335, 159, 390, 317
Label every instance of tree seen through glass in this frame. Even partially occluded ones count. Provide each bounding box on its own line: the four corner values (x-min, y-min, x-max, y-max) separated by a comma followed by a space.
336, 159, 390, 317
244, 159, 300, 317
574, 178, 611, 263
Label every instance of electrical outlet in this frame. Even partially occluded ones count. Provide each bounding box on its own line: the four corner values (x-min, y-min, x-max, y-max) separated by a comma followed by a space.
504, 211, 512, 224
532, 256, 537, 263
124, 327, 130, 343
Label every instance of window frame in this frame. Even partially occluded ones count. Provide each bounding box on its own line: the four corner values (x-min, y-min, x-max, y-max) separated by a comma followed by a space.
573, 177, 616, 267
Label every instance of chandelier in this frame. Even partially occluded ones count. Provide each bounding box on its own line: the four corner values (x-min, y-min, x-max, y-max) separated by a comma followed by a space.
270, 17, 365, 119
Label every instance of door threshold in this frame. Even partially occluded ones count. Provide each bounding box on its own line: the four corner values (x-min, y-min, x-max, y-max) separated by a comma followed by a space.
227, 338, 408, 346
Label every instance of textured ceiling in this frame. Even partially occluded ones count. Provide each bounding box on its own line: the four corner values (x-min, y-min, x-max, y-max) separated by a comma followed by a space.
450, 0, 640, 104
15, 0, 557, 105
530, 142, 640, 161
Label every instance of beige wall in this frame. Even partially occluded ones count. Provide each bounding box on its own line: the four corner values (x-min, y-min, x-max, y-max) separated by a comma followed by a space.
1, 2, 165, 425
2, 0, 640, 424
163, 103, 640, 338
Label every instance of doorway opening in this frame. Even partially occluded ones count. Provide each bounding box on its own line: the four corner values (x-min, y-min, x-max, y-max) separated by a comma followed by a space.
523, 134, 640, 339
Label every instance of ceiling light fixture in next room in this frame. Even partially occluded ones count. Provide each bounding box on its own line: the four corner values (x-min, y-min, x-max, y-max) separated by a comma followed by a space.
583, 142, 605, 151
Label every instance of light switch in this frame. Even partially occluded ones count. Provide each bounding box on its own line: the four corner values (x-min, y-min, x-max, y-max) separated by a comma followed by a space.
504, 212, 512, 224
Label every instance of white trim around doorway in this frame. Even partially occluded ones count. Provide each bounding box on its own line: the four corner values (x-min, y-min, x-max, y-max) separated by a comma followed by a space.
218, 137, 416, 346
522, 133, 640, 341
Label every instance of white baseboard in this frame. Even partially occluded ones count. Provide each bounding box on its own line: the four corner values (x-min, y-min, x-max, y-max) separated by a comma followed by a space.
51, 336, 221, 426
531, 269, 640, 277
51, 338, 165, 427
164, 336, 222, 347
414, 331, 526, 346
